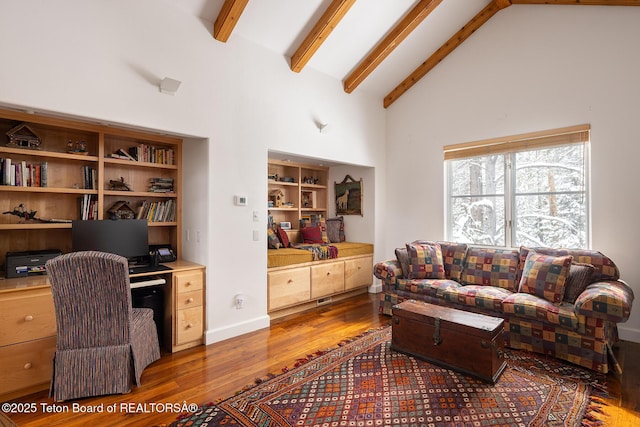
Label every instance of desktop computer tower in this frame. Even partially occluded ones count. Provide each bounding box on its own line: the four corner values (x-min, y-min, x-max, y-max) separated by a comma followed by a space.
131, 286, 165, 349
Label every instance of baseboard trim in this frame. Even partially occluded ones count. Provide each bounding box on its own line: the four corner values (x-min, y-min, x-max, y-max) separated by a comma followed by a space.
205, 315, 270, 345
618, 325, 640, 344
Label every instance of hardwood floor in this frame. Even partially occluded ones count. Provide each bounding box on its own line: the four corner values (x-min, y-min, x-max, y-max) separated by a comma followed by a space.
5, 293, 640, 426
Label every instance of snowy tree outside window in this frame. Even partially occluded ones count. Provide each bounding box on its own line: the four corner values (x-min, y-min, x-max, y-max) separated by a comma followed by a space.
445, 127, 589, 249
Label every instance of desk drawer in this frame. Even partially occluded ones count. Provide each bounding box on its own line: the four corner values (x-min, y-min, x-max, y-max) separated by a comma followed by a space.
0, 290, 56, 346
175, 271, 204, 294
177, 290, 203, 310
0, 337, 56, 395
176, 306, 203, 346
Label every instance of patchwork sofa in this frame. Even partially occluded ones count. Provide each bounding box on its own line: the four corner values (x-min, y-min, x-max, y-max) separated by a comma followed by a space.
374, 241, 634, 374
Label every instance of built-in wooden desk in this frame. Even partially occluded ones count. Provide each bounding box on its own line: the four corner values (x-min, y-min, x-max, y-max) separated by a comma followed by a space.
0, 260, 205, 401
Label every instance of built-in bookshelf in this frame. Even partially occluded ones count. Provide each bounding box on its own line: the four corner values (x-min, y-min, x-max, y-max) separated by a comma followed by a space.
268, 159, 328, 240
0, 108, 182, 268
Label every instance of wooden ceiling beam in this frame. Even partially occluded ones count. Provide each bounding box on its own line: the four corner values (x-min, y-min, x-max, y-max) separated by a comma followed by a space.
511, 0, 640, 5
290, 0, 357, 73
214, 0, 250, 42
383, 0, 511, 108
343, 0, 444, 94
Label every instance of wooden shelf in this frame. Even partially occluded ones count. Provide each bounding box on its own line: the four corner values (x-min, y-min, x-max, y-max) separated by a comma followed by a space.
0, 107, 183, 262
0, 186, 98, 194
268, 159, 329, 235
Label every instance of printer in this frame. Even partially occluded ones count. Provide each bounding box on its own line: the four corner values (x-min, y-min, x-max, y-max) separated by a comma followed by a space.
5, 249, 62, 279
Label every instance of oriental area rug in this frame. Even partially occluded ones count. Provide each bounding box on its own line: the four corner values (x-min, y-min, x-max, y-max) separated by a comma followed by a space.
169, 326, 607, 427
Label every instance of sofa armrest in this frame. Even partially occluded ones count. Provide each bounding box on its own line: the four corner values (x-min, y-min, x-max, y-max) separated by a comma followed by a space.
373, 260, 403, 285
574, 279, 634, 323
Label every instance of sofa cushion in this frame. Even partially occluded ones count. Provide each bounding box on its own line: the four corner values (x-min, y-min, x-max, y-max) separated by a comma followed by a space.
396, 278, 460, 299
518, 246, 619, 282
405, 241, 446, 279
441, 285, 512, 312
460, 247, 520, 292
564, 263, 595, 304
326, 217, 345, 243
519, 252, 573, 305
437, 241, 468, 282
502, 293, 579, 330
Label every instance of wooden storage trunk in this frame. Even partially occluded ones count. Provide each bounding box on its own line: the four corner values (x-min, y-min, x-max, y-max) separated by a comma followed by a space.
391, 300, 506, 383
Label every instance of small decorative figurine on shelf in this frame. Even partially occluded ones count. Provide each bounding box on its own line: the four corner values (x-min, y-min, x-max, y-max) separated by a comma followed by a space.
67, 140, 88, 155
3, 204, 38, 221
109, 177, 132, 191
6, 123, 41, 149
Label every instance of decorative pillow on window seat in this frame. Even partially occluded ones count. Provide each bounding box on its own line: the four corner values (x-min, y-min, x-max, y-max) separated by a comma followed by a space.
326, 217, 346, 243
275, 226, 291, 248
300, 218, 329, 243
267, 227, 282, 249
519, 251, 573, 304
405, 241, 446, 279
300, 226, 324, 244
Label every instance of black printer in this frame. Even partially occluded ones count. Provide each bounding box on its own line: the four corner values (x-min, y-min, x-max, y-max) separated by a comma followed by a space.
5, 249, 62, 278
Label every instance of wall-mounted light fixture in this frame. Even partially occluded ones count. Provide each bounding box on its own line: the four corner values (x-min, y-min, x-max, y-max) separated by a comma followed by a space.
159, 77, 182, 95
317, 122, 329, 133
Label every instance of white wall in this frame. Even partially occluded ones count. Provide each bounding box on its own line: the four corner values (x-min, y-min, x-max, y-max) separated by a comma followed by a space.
385, 5, 640, 342
0, 0, 386, 343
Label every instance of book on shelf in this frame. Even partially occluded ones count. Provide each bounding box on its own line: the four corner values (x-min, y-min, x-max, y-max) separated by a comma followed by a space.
128, 144, 175, 165
81, 165, 97, 189
0, 158, 47, 187
136, 199, 176, 222
148, 177, 174, 193
78, 194, 98, 220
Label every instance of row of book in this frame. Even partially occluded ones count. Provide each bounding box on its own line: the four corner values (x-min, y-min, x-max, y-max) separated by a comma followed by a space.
109, 144, 175, 165
79, 194, 98, 220
136, 199, 176, 222
1, 158, 48, 187
149, 177, 174, 193
82, 165, 97, 190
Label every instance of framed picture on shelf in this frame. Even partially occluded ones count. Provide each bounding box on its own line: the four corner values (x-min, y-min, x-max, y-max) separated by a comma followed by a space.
280, 221, 292, 230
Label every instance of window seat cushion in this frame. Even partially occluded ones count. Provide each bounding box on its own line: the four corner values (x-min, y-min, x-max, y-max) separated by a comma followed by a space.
268, 242, 373, 268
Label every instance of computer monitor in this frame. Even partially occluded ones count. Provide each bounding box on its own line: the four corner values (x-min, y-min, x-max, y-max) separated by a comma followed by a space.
71, 219, 149, 263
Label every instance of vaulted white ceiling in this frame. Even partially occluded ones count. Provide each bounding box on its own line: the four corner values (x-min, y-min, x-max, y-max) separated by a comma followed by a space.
168, 0, 640, 107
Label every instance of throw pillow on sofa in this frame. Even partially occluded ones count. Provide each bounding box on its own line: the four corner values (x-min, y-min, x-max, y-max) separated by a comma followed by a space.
300, 217, 329, 243
405, 241, 445, 279
519, 251, 573, 304
564, 262, 595, 303
395, 247, 411, 278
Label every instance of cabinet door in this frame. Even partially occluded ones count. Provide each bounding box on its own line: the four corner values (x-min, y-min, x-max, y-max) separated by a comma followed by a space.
311, 262, 345, 299
268, 267, 310, 311
345, 256, 373, 290
0, 289, 56, 346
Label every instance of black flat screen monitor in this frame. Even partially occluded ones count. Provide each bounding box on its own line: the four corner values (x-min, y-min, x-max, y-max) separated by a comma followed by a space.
72, 219, 149, 262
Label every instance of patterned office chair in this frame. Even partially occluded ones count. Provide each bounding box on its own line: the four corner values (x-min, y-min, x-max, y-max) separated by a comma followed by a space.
46, 251, 161, 401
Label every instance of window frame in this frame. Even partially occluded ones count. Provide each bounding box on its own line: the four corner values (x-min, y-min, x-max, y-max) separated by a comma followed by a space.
444, 125, 591, 249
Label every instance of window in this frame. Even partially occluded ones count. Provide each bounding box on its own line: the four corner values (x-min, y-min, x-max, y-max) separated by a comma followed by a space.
444, 125, 590, 249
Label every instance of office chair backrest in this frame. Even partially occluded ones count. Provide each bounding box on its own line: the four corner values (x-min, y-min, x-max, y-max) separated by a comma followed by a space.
46, 251, 133, 349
